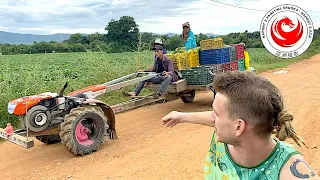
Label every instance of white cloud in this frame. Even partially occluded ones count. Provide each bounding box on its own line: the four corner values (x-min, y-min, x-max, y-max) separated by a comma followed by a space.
137, 0, 320, 35
0, 0, 319, 35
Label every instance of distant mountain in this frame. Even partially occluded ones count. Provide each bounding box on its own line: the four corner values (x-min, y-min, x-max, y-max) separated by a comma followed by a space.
0, 31, 71, 45
166, 33, 176, 37
205, 33, 219, 37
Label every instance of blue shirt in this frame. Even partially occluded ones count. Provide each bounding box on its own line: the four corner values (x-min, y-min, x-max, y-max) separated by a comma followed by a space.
184, 31, 197, 51
156, 59, 165, 73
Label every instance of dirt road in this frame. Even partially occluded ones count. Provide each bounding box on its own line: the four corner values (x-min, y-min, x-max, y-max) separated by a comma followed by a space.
1, 55, 320, 180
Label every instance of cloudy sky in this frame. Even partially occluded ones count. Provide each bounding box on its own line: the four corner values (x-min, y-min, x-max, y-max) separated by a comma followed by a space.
0, 0, 319, 35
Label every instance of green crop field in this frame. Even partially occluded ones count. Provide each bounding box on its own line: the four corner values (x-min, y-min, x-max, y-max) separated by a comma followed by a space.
0, 51, 155, 128
0, 48, 319, 128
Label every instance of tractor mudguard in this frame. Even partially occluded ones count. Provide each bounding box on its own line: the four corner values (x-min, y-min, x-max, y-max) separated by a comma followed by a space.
79, 99, 117, 140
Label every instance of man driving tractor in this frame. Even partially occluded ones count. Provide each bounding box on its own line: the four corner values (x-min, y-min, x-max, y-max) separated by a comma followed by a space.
123, 45, 178, 98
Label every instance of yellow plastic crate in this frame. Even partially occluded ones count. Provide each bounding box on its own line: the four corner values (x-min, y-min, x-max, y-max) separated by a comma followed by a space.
166, 53, 179, 70
188, 49, 200, 67
166, 53, 176, 61
175, 52, 189, 70
200, 37, 224, 50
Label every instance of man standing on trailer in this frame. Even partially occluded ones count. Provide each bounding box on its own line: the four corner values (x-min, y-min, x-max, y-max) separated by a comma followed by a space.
123, 45, 178, 98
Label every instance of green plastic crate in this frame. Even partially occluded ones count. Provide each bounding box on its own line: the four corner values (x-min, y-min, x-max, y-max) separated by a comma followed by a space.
181, 66, 214, 85
238, 58, 245, 71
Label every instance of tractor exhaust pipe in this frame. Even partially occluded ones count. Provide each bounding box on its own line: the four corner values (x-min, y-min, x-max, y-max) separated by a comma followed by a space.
58, 82, 68, 97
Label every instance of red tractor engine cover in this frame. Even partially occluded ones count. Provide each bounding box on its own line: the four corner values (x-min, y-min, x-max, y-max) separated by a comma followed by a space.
8, 92, 58, 115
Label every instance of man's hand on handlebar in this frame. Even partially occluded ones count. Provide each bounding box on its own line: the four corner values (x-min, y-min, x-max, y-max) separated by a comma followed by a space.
162, 71, 169, 78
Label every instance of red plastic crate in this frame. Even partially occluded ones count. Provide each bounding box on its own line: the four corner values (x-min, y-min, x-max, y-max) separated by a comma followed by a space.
230, 61, 238, 71
237, 51, 244, 59
230, 44, 244, 50
221, 62, 231, 71
230, 44, 244, 59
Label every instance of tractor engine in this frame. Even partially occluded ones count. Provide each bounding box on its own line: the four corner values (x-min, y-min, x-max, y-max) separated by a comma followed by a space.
7, 92, 75, 132
2, 81, 117, 156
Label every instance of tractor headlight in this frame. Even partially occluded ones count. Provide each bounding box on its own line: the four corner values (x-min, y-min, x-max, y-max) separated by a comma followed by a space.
8, 102, 17, 114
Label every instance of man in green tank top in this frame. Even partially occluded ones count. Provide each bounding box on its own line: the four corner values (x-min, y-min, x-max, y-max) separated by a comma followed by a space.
162, 71, 319, 179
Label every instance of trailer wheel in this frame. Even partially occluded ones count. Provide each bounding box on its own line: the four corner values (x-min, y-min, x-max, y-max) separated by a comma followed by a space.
36, 135, 61, 144
181, 90, 196, 103
59, 106, 108, 156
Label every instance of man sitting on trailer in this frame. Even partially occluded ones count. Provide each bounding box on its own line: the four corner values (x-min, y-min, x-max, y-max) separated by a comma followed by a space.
123, 45, 178, 98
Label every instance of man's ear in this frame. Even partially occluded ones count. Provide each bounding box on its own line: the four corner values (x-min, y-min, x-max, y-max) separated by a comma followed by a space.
235, 119, 246, 137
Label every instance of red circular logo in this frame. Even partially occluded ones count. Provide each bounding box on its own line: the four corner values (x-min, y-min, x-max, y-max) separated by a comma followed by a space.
271, 16, 303, 47
260, 4, 314, 58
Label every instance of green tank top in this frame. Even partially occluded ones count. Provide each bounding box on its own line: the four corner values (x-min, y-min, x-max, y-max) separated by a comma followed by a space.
204, 131, 300, 180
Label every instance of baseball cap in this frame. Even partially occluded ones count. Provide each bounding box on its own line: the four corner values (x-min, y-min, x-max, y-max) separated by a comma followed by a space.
153, 45, 164, 51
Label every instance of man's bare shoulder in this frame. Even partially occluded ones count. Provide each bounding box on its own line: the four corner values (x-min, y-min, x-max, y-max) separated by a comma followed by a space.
279, 154, 320, 180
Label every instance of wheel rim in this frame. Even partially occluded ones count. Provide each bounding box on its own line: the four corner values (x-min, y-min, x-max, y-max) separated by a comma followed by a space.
34, 113, 47, 126
75, 119, 99, 146
185, 91, 195, 101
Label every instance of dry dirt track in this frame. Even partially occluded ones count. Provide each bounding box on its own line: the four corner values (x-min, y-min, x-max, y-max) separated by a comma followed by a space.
1, 55, 320, 180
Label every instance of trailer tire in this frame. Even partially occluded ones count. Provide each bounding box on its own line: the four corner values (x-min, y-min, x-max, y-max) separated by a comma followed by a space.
59, 105, 108, 156
181, 90, 196, 103
36, 135, 61, 144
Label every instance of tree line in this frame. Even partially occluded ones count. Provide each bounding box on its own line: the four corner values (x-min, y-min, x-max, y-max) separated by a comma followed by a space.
1, 16, 320, 55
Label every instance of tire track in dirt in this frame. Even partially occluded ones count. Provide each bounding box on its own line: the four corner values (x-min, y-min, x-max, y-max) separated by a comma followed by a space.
1, 55, 320, 179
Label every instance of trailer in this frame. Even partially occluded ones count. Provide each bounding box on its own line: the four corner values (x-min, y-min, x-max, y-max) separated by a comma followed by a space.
111, 79, 215, 114
110, 66, 217, 114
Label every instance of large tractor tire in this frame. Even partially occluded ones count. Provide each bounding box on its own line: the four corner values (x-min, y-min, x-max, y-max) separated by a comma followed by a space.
180, 90, 196, 103
36, 135, 61, 144
59, 105, 108, 156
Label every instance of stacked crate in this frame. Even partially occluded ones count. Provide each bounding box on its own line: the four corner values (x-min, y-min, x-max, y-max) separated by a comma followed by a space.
175, 52, 190, 70
229, 46, 237, 61
229, 43, 246, 71
181, 66, 214, 85
198, 37, 231, 74
165, 53, 177, 69
211, 64, 223, 73
230, 44, 245, 59
167, 49, 200, 70
229, 61, 238, 71
238, 59, 245, 71
166, 52, 189, 70
199, 47, 230, 65
226, 46, 238, 71
188, 49, 200, 67
200, 37, 224, 50
166, 37, 247, 86
166, 53, 176, 61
